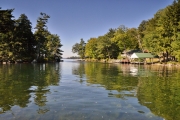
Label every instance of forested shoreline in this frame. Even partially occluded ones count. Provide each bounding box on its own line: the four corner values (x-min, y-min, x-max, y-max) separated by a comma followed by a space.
72, 1, 180, 63
0, 8, 63, 63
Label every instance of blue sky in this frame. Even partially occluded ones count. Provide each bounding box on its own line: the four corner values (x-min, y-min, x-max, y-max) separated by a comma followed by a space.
1, 0, 173, 58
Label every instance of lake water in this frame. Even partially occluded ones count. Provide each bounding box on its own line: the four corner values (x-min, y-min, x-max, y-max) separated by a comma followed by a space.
0, 59, 180, 120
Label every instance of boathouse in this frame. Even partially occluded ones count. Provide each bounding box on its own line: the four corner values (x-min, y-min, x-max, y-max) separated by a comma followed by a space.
130, 53, 154, 64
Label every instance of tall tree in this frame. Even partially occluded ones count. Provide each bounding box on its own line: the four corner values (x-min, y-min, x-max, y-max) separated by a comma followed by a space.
34, 12, 50, 61
142, 10, 164, 57
138, 20, 148, 38
96, 35, 114, 59
72, 39, 86, 59
168, 0, 180, 61
138, 20, 148, 52
106, 28, 119, 59
46, 34, 63, 61
111, 25, 127, 52
85, 38, 98, 59
112, 25, 138, 52
0, 8, 15, 33
126, 28, 139, 50
0, 8, 15, 61
143, 1, 180, 61
93, 28, 119, 59
14, 14, 35, 61
158, 7, 174, 61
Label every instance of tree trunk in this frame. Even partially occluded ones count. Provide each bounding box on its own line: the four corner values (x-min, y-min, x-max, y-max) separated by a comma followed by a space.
166, 50, 169, 62
162, 52, 165, 62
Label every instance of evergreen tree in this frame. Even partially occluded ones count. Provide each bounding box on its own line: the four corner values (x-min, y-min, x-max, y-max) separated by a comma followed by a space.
34, 12, 50, 62
14, 14, 35, 61
46, 34, 63, 61
0, 8, 15, 61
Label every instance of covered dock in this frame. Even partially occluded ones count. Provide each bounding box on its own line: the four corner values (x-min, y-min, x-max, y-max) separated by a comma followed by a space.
130, 53, 154, 64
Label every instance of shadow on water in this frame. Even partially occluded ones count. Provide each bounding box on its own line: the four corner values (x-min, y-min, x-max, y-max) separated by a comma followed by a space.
0, 63, 61, 114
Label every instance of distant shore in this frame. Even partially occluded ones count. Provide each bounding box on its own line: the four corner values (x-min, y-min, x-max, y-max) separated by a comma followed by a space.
76, 59, 180, 67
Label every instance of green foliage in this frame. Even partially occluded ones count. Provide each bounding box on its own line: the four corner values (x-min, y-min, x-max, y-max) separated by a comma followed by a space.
0, 9, 15, 61
138, 20, 148, 38
0, 9, 63, 62
96, 36, 111, 59
34, 13, 50, 61
46, 34, 63, 61
140, 0, 180, 61
111, 25, 128, 52
84, 29, 120, 60
72, 39, 86, 59
81, 1, 180, 62
85, 38, 98, 59
14, 14, 35, 61
0, 64, 61, 112
111, 26, 139, 53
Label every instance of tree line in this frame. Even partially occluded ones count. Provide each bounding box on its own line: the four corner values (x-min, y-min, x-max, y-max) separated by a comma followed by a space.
0, 8, 63, 63
72, 0, 180, 62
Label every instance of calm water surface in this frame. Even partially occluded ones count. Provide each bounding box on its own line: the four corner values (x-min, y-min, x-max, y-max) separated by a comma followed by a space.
0, 59, 180, 120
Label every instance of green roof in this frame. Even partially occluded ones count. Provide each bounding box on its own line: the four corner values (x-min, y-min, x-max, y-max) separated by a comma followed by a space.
131, 53, 154, 58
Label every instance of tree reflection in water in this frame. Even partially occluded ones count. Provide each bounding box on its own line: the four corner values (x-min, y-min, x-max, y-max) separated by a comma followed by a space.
0, 63, 61, 113
1, 62, 180, 120
73, 62, 180, 120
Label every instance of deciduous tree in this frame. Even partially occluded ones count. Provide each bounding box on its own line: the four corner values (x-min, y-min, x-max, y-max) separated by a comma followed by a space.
72, 39, 86, 59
